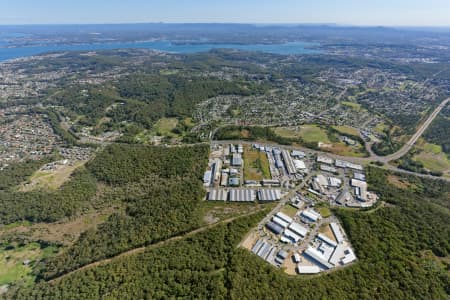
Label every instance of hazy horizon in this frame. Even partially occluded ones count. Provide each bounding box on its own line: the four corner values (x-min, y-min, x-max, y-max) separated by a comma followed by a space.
2, 0, 450, 27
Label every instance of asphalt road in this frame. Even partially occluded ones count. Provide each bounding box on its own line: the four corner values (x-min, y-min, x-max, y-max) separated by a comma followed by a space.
374, 97, 450, 163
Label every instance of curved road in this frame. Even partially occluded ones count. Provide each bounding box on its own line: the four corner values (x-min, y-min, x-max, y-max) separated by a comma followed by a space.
375, 98, 450, 163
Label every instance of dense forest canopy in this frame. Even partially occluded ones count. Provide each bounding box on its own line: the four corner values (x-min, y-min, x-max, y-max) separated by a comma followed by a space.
38, 143, 210, 280
7, 166, 450, 299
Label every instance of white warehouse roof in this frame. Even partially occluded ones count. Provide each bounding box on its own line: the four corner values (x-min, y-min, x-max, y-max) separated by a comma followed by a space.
317, 233, 338, 248
258, 189, 282, 201
207, 189, 228, 201
203, 171, 212, 184
288, 222, 308, 237
317, 156, 334, 165
314, 174, 328, 187
301, 210, 321, 222
351, 179, 367, 188
304, 247, 334, 269
272, 216, 290, 228
294, 159, 306, 170
330, 222, 345, 244
328, 177, 342, 187
283, 229, 302, 243
276, 212, 293, 224
297, 265, 321, 274
341, 248, 357, 265
291, 150, 306, 158
229, 189, 255, 202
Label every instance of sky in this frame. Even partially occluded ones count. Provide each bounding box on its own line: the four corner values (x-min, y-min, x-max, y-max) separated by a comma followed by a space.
1, 0, 450, 27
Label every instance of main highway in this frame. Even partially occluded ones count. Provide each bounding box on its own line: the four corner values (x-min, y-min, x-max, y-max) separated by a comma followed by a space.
374, 97, 450, 163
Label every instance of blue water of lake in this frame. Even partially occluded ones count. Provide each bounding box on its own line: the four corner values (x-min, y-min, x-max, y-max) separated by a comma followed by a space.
0, 39, 321, 62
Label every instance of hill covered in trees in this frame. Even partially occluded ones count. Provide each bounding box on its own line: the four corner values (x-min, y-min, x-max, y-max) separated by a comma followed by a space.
37, 143, 210, 280
7, 167, 450, 299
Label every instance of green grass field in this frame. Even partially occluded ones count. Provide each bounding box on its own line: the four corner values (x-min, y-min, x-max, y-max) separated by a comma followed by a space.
413, 142, 450, 174
275, 125, 330, 143
281, 204, 298, 218
273, 127, 303, 139
414, 152, 450, 173
423, 143, 443, 154
152, 118, 179, 136
275, 125, 367, 157
274, 125, 331, 144
317, 206, 331, 218
0, 243, 57, 286
299, 125, 331, 144
332, 125, 360, 137
243, 147, 271, 181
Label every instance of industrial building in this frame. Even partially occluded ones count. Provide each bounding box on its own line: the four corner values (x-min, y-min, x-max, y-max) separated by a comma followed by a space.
328, 177, 342, 187
341, 248, 357, 264
335, 159, 363, 171
317, 156, 333, 165
203, 171, 212, 186
312, 175, 328, 194
303, 247, 334, 270
291, 150, 306, 158
229, 189, 256, 202
328, 244, 357, 266
320, 164, 337, 173
211, 159, 222, 184
335, 190, 354, 205
231, 153, 243, 166
317, 233, 338, 247
293, 159, 307, 171
314, 174, 328, 187
351, 179, 368, 201
330, 222, 345, 244
229, 144, 236, 153
252, 239, 276, 261
266, 221, 284, 235
237, 144, 244, 154
211, 142, 362, 276
258, 189, 282, 201
272, 215, 290, 228
228, 177, 240, 186
282, 229, 302, 243
262, 179, 281, 187
353, 173, 366, 181
297, 265, 321, 274
282, 149, 297, 175
276, 212, 293, 224
207, 189, 228, 201
346, 162, 363, 171
301, 209, 321, 222
275, 249, 289, 265
288, 222, 308, 237
220, 172, 228, 186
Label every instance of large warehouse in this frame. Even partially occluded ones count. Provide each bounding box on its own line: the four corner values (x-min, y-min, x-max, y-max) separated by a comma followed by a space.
258, 189, 282, 201
207, 189, 228, 201
229, 189, 256, 202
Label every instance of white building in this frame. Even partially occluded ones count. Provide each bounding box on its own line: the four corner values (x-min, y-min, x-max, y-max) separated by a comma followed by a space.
296, 265, 321, 274
276, 212, 293, 224
293, 159, 307, 171
288, 222, 308, 237
301, 209, 321, 222
317, 156, 334, 165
